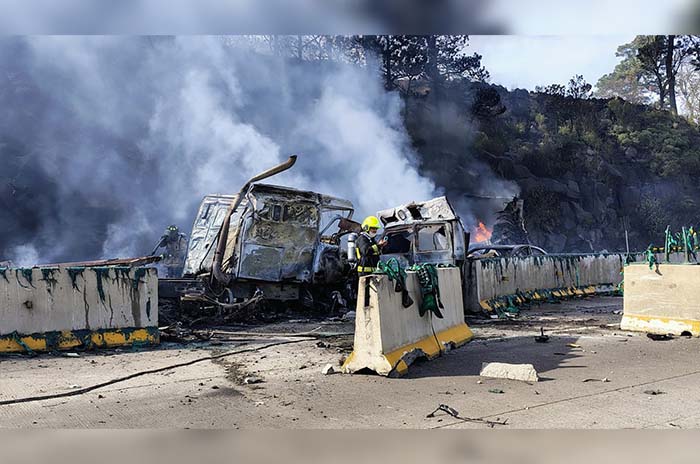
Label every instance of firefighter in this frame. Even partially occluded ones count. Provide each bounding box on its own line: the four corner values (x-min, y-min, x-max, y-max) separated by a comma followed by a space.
356, 216, 387, 276
151, 225, 188, 278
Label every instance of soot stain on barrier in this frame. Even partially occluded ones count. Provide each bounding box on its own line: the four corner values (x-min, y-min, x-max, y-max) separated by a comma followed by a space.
67, 267, 84, 291
89, 266, 149, 328
132, 267, 147, 290
146, 298, 151, 321
131, 296, 142, 327
0, 268, 9, 283
82, 286, 91, 330
112, 266, 145, 291
15, 268, 36, 289
129, 268, 147, 327
108, 294, 115, 327
40, 267, 59, 293
93, 267, 111, 303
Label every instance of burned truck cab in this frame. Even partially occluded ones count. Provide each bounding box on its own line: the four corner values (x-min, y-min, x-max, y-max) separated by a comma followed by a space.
183, 184, 355, 301
377, 196, 468, 269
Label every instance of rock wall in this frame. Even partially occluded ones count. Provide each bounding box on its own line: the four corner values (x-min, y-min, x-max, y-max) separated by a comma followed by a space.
404, 82, 700, 253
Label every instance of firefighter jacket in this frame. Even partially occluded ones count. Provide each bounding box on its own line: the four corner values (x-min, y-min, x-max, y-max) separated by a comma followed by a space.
356, 232, 381, 273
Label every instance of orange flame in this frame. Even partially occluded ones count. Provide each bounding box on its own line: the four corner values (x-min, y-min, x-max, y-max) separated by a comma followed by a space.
473, 221, 492, 242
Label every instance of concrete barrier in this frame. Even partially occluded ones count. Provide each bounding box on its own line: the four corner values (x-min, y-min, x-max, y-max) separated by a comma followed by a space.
0, 266, 159, 353
466, 253, 627, 314
621, 263, 700, 336
342, 267, 473, 376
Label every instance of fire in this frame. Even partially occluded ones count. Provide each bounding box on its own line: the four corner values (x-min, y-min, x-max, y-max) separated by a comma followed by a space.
473, 221, 492, 242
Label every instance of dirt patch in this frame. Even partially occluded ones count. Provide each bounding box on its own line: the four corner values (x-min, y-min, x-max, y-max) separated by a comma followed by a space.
317, 334, 354, 353
210, 353, 256, 385
201, 386, 244, 398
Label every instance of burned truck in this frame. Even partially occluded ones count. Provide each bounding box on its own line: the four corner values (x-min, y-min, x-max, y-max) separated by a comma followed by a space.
372, 196, 471, 306
376, 196, 469, 269
170, 156, 359, 317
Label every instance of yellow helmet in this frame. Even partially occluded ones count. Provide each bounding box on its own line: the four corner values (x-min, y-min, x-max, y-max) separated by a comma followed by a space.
362, 215, 381, 231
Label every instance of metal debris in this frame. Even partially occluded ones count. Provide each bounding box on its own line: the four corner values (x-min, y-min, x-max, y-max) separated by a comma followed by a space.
159, 323, 213, 344
426, 404, 508, 427
535, 327, 550, 343
37, 256, 161, 268
243, 376, 264, 385
647, 333, 674, 341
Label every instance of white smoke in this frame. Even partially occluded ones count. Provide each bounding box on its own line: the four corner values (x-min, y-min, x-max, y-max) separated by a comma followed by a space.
2, 36, 437, 263
293, 66, 437, 214
7, 244, 40, 267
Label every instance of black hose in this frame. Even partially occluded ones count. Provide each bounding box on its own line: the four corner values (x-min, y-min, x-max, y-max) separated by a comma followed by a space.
0, 338, 310, 407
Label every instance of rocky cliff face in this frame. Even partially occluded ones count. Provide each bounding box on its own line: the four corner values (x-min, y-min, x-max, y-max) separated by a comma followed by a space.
404, 81, 700, 253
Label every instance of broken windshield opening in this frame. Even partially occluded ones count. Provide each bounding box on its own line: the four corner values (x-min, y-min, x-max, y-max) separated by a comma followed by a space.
383, 230, 413, 254
257, 201, 318, 226
319, 208, 353, 235
417, 225, 449, 252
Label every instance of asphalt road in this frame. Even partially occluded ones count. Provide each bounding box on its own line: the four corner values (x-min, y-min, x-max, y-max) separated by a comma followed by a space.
2, 296, 699, 429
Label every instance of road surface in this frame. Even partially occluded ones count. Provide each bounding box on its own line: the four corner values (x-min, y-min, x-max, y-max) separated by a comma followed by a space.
2, 296, 699, 428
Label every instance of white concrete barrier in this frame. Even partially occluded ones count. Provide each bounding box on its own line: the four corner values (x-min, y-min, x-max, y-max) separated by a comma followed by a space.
342, 267, 473, 376
0, 266, 159, 352
621, 263, 700, 336
466, 254, 626, 314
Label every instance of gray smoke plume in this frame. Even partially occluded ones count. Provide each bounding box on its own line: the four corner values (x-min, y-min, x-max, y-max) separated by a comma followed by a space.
0, 36, 437, 264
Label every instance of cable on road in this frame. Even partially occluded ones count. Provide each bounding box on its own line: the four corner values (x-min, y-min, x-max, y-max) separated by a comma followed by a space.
430, 367, 700, 429
0, 338, 313, 407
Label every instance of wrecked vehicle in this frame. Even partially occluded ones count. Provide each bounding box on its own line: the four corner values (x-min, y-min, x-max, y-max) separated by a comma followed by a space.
370, 196, 472, 306
375, 196, 469, 269
468, 244, 548, 259
165, 156, 360, 320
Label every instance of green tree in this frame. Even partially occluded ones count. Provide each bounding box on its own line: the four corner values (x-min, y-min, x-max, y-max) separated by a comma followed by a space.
566, 74, 592, 99
357, 35, 488, 90
677, 62, 700, 124
535, 75, 591, 99
595, 41, 653, 104
595, 35, 695, 114
534, 83, 565, 96
434, 36, 489, 82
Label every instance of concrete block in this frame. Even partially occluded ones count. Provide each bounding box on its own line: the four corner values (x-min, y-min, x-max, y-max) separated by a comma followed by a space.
621, 263, 700, 336
342, 267, 473, 376
466, 254, 626, 313
321, 364, 337, 375
480, 362, 539, 382
0, 266, 158, 352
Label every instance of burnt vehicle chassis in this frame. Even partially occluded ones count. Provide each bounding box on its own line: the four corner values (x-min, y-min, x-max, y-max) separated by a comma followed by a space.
377, 196, 469, 268
374, 196, 471, 304
160, 156, 361, 323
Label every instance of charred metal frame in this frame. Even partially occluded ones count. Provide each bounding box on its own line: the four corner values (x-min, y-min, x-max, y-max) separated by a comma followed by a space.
377, 196, 468, 268
183, 176, 355, 301
212, 155, 298, 285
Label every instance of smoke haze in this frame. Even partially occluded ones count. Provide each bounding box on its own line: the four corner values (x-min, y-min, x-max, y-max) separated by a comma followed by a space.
0, 36, 439, 265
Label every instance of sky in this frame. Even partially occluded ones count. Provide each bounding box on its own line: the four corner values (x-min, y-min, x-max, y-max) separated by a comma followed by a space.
484, 0, 692, 35
469, 35, 636, 91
